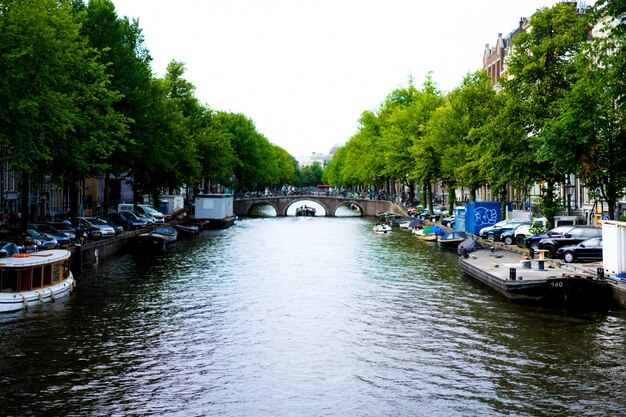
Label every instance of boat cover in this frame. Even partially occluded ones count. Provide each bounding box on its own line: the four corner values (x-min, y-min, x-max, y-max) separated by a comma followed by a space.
431, 224, 445, 235
457, 237, 483, 256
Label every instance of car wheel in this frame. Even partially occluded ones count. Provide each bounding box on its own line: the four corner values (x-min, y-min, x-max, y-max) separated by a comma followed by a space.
563, 251, 575, 263
487, 233, 495, 242
515, 235, 526, 248
543, 244, 556, 258
530, 242, 540, 253
503, 236, 514, 245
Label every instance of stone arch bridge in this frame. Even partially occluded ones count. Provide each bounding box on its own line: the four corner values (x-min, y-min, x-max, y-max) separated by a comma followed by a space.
233, 195, 405, 217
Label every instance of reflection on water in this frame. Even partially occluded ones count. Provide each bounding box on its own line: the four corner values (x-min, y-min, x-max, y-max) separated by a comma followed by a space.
1, 217, 625, 416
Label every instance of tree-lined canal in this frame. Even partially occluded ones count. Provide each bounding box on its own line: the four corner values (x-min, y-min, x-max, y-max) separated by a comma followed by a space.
1, 217, 625, 416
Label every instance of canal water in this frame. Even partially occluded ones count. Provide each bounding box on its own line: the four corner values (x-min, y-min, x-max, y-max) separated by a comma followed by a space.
1, 217, 625, 416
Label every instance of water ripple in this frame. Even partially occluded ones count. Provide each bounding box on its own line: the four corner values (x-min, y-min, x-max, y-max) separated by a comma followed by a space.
0, 217, 624, 416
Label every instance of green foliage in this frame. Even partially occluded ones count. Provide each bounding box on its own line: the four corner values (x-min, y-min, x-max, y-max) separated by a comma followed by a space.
297, 162, 323, 187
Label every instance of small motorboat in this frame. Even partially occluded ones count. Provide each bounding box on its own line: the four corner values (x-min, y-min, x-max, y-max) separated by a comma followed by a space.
437, 231, 468, 249
399, 219, 423, 230
128, 232, 169, 254
373, 223, 392, 234
296, 205, 316, 217
153, 226, 178, 242
173, 223, 200, 237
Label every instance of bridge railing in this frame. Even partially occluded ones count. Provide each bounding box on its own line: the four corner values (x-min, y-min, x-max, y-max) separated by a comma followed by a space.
234, 191, 399, 201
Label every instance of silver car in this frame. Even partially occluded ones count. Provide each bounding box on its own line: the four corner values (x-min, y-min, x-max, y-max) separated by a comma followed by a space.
77, 217, 116, 239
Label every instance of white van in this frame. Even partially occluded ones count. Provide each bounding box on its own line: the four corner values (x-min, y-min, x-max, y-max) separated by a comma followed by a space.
117, 203, 134, 213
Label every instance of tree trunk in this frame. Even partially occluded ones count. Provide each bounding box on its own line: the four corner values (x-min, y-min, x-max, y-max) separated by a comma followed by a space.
500, 185, 508, 220
427, 181, 434, 213
103, 170, 111, 216
68, 179, 79, 227
19, 172, 29, 231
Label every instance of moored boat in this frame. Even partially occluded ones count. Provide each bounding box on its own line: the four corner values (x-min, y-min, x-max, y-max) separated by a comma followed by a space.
128, 232, 169, 254
173, 223, 200, 237
457, 238, 612, 306
437, 231, 468, 249
0, 249, 75, 313
373, 223, 392, 234
153, 226, 178, 242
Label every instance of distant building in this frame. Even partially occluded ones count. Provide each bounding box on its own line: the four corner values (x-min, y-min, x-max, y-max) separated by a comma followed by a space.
297, 146, 338, 169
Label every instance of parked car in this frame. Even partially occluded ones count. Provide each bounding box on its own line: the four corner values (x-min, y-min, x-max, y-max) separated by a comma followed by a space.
440, 215, 455, 228
136, 205, 165, 223
480, 221, 528, 242
106, 220, 124, 235
555, 237, 603, 263
128, 210, 156, 225
525, 225, 575, 253
46, 220, 79, 242
417, 207, 445, 222
537, 225, 602, 258
499, 219, 547, 246
505, 218, 548, 247
30, 223, 72, 248
108, 211, 148, 230
23, 227, 58, 250
77, 217, 116, 239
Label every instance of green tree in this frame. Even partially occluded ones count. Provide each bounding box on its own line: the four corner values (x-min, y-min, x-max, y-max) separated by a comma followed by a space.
500, 2, 589, 226
545, 0, 626, 219
81, 0, 154, 214
0, 0, 125, 225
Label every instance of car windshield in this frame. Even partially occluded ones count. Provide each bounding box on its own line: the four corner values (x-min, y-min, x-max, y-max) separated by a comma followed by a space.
51, 223, 73, 231
142, 206, 160, 215
35, 225, 56, 233
27, 229, 46, 238
86, 218, 109, 226
548, 226, 574, 236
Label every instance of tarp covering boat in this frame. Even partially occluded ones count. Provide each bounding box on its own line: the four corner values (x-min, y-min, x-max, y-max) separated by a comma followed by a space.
457, 236, 483, 256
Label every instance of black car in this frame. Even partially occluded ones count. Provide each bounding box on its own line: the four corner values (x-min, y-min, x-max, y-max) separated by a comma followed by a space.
537, 225, 602, 258
108, 212, 147, 231
31, 223, 72, 248
555, 237, 603, 263
525, 225, 575, 252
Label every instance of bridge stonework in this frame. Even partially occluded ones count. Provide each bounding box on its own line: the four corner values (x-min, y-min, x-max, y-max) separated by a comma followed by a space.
233, 196, 404, 217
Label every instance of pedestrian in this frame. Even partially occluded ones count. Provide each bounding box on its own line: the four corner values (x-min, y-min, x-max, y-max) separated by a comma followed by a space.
2, 242, 19, 257
1, 212, 8, 229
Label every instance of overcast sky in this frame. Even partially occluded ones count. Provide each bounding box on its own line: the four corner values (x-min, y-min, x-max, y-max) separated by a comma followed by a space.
111, 0, 593, 158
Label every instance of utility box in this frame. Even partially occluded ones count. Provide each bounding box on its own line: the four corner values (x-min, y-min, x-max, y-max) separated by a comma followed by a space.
160, 195, 184, 214
194, 194, 234, 220
454, 206, 465, 232
602, 220, 626, 278
465, 201, 509, 236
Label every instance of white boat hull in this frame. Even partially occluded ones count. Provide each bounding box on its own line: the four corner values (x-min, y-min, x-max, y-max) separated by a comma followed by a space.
0, 272, 75, 313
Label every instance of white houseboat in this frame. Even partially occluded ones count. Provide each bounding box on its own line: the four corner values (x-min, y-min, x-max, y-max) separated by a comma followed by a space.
0, 249, 75, 313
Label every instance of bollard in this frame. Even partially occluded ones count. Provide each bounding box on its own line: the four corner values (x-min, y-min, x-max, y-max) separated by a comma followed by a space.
537, 260, 545, 271
509, 267, 517, 281
522, 260, 531, 269
597, 268, 604, 279
72, 244, 83, 275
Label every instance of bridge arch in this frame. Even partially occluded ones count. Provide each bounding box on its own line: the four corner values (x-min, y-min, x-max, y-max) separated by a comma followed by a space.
233, 195, 402, 217
246, 200, 279, 216
282, 198, 329, 216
